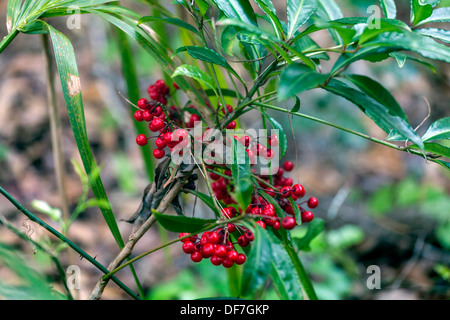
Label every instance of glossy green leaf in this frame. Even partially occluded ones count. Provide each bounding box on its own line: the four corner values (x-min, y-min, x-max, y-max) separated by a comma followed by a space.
196, 0, 209, 16
211, 0, 258, 26
153, 211, 217, 233
230, 138, 253, 212
416, 6, 450, 25
315, 0, 344, 45
415, 28, 450, 43
286, 0, 317, 38
409, 142, 450, 159
254, 0, 284, 39
421, 117, 450, 141
261, 111, 288, 158
345, 74, 408, 121
278, 64, 328, 100
323, 79, 424, 151
288, 197, 301, 225
293, 218, 324, 251
172, 64, 217, 94
379, 0, 397, 19
411, 0, 433, 26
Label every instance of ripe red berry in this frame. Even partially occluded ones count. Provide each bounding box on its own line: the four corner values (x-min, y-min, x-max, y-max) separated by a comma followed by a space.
240, 135, 251, 148
226, 121, 237, 130
153, 148, 165, 159
155, 138, 166, 149
222, 207, 235, 219
182, 241, 195, 254
190, 251, 203, 263
136, 134, 147, 146
284, 177, 294, 186
237, 235, 249, 247
137, 98, 149, 110
222, 259, 234, 268
281, 216, 296, 230
268, 134, 279, 147
142, 110, 154, 122
202, 243, 215, 258
134, 110, 144, 121
227, 223, 236, 233
244, 230, 254, 241
235, 253, 246, 265
214, 245, 228, 258
256, 220, 266, 228
163, 132, 173, 144
264, 149, 275, 160
206, 231, 219, 244
307, 197, 319, 209
292, 184, 306, 198
301, 211, 314, 223
210, 255, 223, 266
153, 106, 163, 116
272, 221, 281, 230
283, 161, 294, 172
280, 186, 292, 198
149, 90, 160, 101
227, 250, 239, 262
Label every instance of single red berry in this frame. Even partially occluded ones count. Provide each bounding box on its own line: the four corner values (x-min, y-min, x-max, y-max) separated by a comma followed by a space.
227, 250, 239, 262
301, 211, 314, 223
268, 134, 279, 147
153, 106, 163, 116
281, 216, 296, 230
264, 217, 276, 226
210, 255, 223, 266
202, 243, 215, 258
214, 245, 228, 258
307, 197, 319, 209
137, 98, 149, 110
226, 121, 237, 130
155, 79, 166, 90
244, 230, 254, 241
206, 231, 219, 244
237, 235, 249, 247
256, 220, 266, 229
163, 132, 174, 144
149, 90, 160, 101
142, 110, 154, 122
222, 104, 233, 114
182, 241, 195, 254
292, 184, 306, 198
134, 110, 144, 122
276, 168, 284, 177
227, 223, 236, 233
272, 221, 281, 230
155, 138, 166, 149
153, 148, 165, 159
222, 207, 235, 219
251, 206, 263, 215
280, 186, 292, 198
179, 232, 190, 242
222, 259, 234, 268
284, 177, 294, 186
136, 134, 147, 146
190, 251, 203, 263
264, 149, 275, 160
235, 253, 246, 265
283, 161, 294, 172
151, 118, 165, 131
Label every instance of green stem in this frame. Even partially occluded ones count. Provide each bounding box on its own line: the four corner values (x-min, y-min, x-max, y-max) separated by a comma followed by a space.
0, 28, 19, 54
285, 245, 318, 300
0, 186, 141, 300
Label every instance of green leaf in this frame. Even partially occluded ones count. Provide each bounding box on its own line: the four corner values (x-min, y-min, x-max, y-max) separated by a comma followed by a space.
345, 74, 408, 121
286, 0, 318, 38
253, 0, 276, 13
421, 117, 450, 141
278, 64, 329, 100
196, 0, 209, 16
409, 142, 450, 159
288, 197, 301, 225
416, 6, 450, 25
269, 232, 303, 300
153, 211, 217, 233
138, 16, 199, 35
293, 218, 324, 251
230, 138, 253, 211
315, 0, 344, 45
323, 79, 424, 151
291, 96, 301, 113
326, 225, 365, 249
240, 225, 273, 297
254, 0, 284, 39
211, 0, 258, 26
44, 22, 125, 247
411, 0, 433, 26
379, 0, 397, 19
261, 112, 288, 158
172, 64, 217, 94
415, 28, 450, 43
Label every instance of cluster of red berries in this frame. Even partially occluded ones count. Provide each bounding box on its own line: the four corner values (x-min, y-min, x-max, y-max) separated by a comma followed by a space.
179, 213, 253, 267
134, 80, 189, 159
233, 133, 278, 163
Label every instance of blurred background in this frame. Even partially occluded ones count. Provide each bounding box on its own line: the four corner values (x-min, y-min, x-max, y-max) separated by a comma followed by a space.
0, 0, 448, 300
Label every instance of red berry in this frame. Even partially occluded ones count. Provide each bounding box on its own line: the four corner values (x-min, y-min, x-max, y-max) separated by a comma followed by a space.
240, 135, 251, 148
235, 253, 246, 265
149, 90, 160, 100
222, 207, 235, 219
264, 149, 275, 160
283, 177, 294, 186
226, 121, 237, 130
264, 217, 276, 226
155, 138, 166, 149
272, 221, 281, 230
268, 134, 279, 147
256, 220, 266, 229
307, 197, 319, 209
182, 241, 195, 254
237, 235, 249, 247
153, 106, 163, 116
151, 118, 165, 131
214, 245, 228, 258
202, 243, 215, 258
153, 149, 165, 159
292, 184, 305, 198
244, 230, 254, 241
280, 186, 292, 198
281, 216, 296, 230
134, 110, 144, 121
173, 82, 180, 90
283, 161, 294, 172
142, 110, 154, 122
301, 211, 314, 223
155, 79, 166, 90
227, 223, 236, 233
190, 251, 203, 263
179, 232, 190, 242
206, 231, 219, 244
136, 134, 147, 146
222, 259, 234, 268
163, 132, 174, 144
210, 255, 223, 266
137, 98, 149, 110
227, 250, 239, 262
